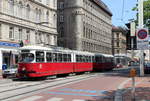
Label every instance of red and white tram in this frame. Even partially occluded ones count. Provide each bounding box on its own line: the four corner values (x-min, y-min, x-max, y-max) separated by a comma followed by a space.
18, 46, 115, 78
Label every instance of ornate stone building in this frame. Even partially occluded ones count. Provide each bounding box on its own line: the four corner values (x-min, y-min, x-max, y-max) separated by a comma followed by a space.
0, 0, 57, 70
57, 0, 112, 54
112, 26, 127, 55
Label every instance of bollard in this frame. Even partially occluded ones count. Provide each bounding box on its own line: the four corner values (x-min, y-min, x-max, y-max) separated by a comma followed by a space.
130, 68, 136, 101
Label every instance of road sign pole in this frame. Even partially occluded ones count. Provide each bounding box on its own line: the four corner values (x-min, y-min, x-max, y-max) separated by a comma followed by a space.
130, 68, 136, 101
138, 0, 144, 76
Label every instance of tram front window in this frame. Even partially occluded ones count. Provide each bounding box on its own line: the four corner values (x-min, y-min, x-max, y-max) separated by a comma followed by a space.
20, 53, 34, 63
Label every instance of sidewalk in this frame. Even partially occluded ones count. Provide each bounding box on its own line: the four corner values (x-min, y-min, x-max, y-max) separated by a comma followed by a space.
121, 76, 150, 101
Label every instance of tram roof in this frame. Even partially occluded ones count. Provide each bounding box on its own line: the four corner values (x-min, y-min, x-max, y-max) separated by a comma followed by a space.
114, 54, 127, 57
73, 50, 94, 55
95, 53, 113, 57
19, 45, 54, 51
102, 54, 114, 57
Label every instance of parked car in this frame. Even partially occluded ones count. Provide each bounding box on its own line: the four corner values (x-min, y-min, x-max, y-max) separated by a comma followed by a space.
2, 65, 18, 78
144, 62, 150, 74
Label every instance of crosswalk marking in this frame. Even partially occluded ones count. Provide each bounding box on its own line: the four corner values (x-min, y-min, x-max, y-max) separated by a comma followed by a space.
72, 100, 85, 101
20, 96, 43, 101
47, 97, 64, 101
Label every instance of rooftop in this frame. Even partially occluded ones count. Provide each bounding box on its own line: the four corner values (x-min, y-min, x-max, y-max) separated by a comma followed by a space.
92, 0, 112, 16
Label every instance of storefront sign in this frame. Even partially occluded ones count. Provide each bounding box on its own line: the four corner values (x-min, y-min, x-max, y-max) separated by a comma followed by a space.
0, 41, 20, 47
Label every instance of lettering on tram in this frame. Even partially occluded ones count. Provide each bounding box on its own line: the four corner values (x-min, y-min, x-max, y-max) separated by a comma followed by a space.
17, 46, 115, 78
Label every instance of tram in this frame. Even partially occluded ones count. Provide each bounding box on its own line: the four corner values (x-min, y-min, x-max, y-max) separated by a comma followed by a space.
114, 54, 131, 68
17, 46, 115, 78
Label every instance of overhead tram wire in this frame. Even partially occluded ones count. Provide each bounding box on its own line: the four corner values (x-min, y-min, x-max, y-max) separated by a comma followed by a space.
121, 0, 125, 22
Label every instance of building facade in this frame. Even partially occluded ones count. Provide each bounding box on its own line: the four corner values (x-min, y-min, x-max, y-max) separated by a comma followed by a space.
0, 0, 57, 70
57, 0, 112, 54
112, 26, 127, 55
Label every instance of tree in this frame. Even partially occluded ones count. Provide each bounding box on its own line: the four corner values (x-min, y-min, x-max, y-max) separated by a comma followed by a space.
132, 0, 150, 27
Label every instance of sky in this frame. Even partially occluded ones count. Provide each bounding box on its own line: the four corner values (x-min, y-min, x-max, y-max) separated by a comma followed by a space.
102, 0, 137, 27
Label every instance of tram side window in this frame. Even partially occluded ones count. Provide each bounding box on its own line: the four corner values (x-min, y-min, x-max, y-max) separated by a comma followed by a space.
80, 55, 83, 62
95, 56, 102, 63
76, 55, 79, 62
46, 52, 52, 62
82, 55, 86, 62
67, 54, 71, 62
102, 56, 107, 63
92, 56, 95, 62
95, 56, 99, 63
89, 56, 92, 62
36, 51, 45, 62
58, 53, 62, 62
85, 56, 88, 62
63, 54, 68, 62
76, 55, 82, 62
53, 53, 58, 62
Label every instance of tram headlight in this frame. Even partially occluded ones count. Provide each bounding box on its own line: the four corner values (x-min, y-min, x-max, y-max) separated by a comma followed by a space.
22, 67, 26, 71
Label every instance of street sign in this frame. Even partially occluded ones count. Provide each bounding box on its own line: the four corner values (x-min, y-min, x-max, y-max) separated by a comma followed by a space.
137, 28, 149, 50
130, 68, 136, 77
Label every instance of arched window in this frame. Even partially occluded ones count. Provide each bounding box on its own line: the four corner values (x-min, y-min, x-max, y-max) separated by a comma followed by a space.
46, 11, 49, 23
9, 0, 14, 15
26, 5, 30, 19
18, 1, 23, 17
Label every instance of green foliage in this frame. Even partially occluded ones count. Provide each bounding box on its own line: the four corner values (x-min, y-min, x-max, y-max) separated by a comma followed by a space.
132, 0, 150, 27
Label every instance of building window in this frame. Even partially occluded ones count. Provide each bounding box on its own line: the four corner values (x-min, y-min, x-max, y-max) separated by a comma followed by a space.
46, 0, 49, 5
19, 29, 22, 41
26, 30, 30, 41
9, 0, 14, 15
35, 8, 38, 22
46, 11, 49, 23
26, 5, 30, 19
46, 34, 50, 44
116, 33, 119, 39
54, 0, 56, 8
60, 15, 64, 22
35, 33, 38, 44
9, 27, 14, 39
117, 41, 119, 47
54, 35, 57, 45
59, 2, 64, 9
38, 9, 41, 22
117, 50, 120, 54
18, 2, 23, 17
54, 14, 56, 27
39, 33, 42, 43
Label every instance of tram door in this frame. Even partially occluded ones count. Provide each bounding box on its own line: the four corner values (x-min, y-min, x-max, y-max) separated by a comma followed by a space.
2, 53, 10, 68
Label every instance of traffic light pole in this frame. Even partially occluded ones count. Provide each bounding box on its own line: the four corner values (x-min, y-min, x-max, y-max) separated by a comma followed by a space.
138, 0, 144, 76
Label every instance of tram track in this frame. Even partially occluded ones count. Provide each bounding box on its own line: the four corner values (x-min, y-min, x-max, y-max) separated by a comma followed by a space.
0, 73, 98, 101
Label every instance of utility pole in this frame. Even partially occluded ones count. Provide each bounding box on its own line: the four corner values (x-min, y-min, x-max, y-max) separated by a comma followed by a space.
138, 0, 144, 76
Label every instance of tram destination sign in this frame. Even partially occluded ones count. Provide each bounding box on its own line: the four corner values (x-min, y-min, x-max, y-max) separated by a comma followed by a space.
136, 28, 149, 50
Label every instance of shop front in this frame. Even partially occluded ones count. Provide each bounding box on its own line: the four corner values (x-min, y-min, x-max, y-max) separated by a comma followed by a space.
0, 41, 20, 74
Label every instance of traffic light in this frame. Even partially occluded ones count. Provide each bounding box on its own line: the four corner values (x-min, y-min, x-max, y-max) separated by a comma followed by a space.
126, 23, 137, 50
